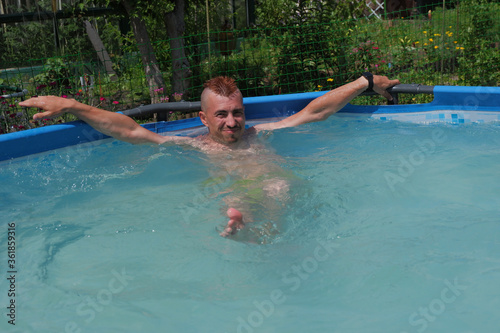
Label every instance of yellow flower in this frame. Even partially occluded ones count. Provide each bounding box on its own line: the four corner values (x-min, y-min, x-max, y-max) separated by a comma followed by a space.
460, 47, 464, 50
434, 45, 439, 49
454, 41, 458, 44
456, 46, 460, 49
415, 41, 420, 44
429, 38, 434, 42
423, 31, 427, 34
317, 85, 323, 88
434, 33, 441, 36
327, 78, 333, 82
424, 43, 428, 46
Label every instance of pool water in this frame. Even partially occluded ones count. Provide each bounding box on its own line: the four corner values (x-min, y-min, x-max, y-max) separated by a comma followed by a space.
1, 115, 499, 332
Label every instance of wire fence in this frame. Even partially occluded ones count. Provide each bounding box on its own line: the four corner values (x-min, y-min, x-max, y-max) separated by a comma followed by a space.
1, 0, 499, 133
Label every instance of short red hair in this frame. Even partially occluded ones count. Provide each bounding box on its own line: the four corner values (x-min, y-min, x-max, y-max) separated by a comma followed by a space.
203, 76, 238, 97
200, 76, 242, 111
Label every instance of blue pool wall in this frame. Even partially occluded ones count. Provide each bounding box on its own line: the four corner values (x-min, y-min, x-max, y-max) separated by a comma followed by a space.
1, 85, 499, 161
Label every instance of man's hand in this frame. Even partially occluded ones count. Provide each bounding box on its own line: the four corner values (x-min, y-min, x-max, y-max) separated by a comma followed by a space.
372, 75, 400, 101
19, 96, 77, 121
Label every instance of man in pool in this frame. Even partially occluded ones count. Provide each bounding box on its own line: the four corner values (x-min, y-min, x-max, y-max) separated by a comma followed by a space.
19, 74, 399, 239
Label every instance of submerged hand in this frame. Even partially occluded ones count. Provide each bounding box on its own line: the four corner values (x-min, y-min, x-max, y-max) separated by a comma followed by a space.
220, 208, 245, 237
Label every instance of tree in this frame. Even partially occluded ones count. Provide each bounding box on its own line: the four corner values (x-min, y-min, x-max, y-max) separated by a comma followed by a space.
116, 0, 192, 100
163, 0, 191, 98
120, 0, 166, 103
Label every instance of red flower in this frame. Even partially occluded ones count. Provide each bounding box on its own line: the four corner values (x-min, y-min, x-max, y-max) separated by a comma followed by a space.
113, 101, 119, 105
372, 46, 379, 50
100, 97, 106, 101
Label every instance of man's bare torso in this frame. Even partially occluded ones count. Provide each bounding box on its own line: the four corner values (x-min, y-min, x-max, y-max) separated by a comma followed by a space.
189, 126, 286, 179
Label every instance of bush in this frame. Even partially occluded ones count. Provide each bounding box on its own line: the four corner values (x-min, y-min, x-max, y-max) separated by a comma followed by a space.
455, 0, 500, 85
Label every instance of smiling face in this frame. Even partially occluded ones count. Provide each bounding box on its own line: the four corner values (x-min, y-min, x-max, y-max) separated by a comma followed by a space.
199, 89, 245, 145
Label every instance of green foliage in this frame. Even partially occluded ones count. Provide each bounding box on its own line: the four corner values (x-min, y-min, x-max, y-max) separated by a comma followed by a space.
0, 22, 54, 65
255, 0, 365, 93
200, 36, 278, 97
348, 40, 390, 74
31, 58, 72, 88
0, 93, 29, 134
455, 0, 500, 85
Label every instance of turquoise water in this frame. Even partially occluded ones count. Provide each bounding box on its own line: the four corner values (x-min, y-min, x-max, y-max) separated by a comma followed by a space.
1, 115, 499, 332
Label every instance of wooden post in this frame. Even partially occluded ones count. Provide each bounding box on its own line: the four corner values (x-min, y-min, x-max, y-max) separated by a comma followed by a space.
51, 0, 60, 53
84, 20, 118, 81
0, 0, 6, 32
206, 0, 211, 72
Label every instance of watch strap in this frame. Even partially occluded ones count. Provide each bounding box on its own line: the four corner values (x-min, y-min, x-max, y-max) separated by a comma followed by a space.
362, 72, 374, 92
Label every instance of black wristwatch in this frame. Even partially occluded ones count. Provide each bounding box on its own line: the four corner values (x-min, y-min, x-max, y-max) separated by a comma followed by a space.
362, 72, 374, 92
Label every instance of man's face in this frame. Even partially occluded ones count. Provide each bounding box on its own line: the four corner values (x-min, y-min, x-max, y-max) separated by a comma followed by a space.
199, 90, 245, 144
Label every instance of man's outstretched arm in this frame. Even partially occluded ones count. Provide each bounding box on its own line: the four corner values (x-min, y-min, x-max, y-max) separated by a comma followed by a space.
254, 75, 400, 131
19, 96, 190, 145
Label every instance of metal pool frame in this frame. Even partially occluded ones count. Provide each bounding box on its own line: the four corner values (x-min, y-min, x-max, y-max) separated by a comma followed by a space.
1, 84, 499, 161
